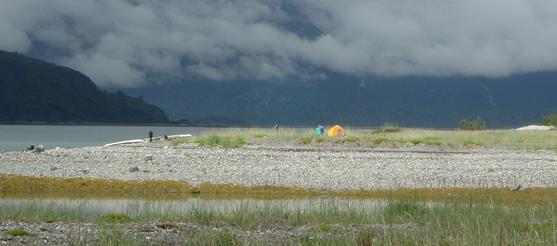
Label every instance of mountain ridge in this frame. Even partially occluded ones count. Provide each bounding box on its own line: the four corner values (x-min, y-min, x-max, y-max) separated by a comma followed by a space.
125, 72, 557, 128
0, 50, 169, 124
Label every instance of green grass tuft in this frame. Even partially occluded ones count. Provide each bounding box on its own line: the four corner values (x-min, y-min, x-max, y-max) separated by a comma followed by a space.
318, 223, 332, 232
192, 231, 242, 245
6, 228, 31, 237
375, 122, 401, 133
170, 138, 189, 146
98, 229, 143, 245
196, 135, 246, 148
99, 214, 134, 223
344, 136, 360, 144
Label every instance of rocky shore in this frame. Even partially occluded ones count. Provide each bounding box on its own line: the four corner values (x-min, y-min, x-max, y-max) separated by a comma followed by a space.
0, 220, 417, 245
1, 144, 557, 190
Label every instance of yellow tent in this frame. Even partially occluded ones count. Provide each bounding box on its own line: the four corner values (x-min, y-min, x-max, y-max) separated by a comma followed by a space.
327, 125, 345, 137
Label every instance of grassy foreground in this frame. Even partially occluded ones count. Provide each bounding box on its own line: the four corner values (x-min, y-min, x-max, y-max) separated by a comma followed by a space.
2, 175, 557, 204
185, 127, 557, 151
3, 176, 557, 244
2, 194, 557, 245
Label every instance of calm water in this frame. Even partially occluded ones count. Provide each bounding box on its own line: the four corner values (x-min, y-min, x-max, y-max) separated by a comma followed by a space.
0, 125, 215, 151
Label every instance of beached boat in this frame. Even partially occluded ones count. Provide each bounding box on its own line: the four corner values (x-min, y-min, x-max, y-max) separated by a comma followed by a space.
103, 139, 145, 147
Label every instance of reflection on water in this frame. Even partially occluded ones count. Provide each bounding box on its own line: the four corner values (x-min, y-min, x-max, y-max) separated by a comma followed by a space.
0, 196, 387, 217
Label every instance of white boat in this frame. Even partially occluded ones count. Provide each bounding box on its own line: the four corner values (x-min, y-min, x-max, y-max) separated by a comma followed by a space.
516, 125, 554, 131
104, 139, 146, 147
167, 134, 192, 138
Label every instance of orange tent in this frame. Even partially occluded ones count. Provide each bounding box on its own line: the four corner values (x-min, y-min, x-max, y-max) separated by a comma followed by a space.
327, 125, 345, 137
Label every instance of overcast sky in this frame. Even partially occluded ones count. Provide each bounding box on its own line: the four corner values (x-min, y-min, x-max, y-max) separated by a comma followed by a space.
1, 0, 557, 87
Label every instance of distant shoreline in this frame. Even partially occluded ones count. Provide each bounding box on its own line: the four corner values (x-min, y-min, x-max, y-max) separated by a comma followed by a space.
0, 122, 247, 128
0, 122, 464, 131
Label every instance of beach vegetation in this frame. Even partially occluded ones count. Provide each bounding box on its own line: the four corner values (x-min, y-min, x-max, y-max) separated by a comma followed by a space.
6, 228, 31, 237
543, 111, 557, 127
459, 117, 486, 130
6, 175, 557, 204
375, 122, 401, 133
98, 229, 143, 245
192, 231, 242, 245
344, 136, 360, 145
189, 127, 557, 151
3, 186, 557, 244
99, 214, 134, 223
40, 215, 61, 223
170, 138, 189, 146
299, 136, 313, 144
318, 223, 332, 232
196, 135, 246, 148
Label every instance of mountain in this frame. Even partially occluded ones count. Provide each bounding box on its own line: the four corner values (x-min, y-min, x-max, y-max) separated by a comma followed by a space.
0, 50, 169, 124
125, 73, 557, 128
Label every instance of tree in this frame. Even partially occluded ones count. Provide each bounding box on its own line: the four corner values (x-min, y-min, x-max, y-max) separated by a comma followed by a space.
543, 112, 557, 127
459, 117, 486, 130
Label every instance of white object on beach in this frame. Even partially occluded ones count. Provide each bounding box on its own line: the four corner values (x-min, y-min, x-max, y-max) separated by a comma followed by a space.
516, 125, 554, 131
151, 134, 192, 141
104, 139, 146, 147
168, 134, 192, 138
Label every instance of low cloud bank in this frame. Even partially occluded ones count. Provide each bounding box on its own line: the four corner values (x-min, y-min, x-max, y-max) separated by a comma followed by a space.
1, 0, 557, 87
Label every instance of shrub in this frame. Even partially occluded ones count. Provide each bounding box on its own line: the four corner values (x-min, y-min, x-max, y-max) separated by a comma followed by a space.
344, 136, 360, 144
6, 228, 31, 237
193, 232, 242, 245
196, 135, 246, 148
318, 223, 332, 232
422, 137, 442, 146
298, 136, 313, 145
543, 112, 557, 127
410, 139, 422, 145
375, 122, 401, 133
99, 214, 134, 223
253, 133, 267, 138
170, 138, 188, 146
459, 117, 486, 130
382, 201, 429, 223
357, 229, 374, 246
372, 138, 386, 145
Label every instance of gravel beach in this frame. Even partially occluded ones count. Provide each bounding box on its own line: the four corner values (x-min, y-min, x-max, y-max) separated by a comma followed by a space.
1, 144, 557, 190
0, 220, 416, 245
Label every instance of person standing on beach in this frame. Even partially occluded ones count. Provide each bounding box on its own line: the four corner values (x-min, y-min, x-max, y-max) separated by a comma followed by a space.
148, 131, 153, 142
274, 124, 279, 134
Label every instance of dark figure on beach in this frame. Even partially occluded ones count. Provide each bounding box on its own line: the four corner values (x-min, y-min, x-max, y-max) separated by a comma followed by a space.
148, 131, 153, 142
274, 124, 279, 134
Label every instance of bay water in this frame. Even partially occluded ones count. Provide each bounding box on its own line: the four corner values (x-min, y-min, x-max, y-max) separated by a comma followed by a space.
0, 125, 214, 151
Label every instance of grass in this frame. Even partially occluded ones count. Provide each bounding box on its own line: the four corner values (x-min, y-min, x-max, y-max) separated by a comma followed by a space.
170, 138, 189, 146
98, 228, 144, 245
196, 135, 246, 148
99, 214, 134, 223
5, 199, 557, 245
176, 127, 557, 151
375, 122, 401, 133
192, 231, 243, 245
6, 228, 31, 237
4, 175, 557, 204
0, 175, 192, 195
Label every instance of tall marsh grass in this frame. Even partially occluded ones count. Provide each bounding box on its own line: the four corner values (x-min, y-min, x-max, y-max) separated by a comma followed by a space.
6, 198, 557, 245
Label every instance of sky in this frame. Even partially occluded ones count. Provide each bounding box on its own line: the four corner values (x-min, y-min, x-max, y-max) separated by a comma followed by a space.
1, 0, 557, 87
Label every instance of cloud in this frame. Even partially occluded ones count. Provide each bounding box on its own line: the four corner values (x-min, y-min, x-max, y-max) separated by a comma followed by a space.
1, 0, 557, 87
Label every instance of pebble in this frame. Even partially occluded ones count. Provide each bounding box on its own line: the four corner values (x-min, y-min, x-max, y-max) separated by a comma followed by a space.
0, 145, 556, 190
